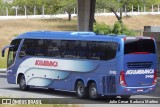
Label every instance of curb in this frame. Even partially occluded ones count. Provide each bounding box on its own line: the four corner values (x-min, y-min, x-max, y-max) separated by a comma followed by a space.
0, 68, 6, 73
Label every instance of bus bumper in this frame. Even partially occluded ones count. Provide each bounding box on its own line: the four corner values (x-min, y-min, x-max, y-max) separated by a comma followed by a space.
116, 85, 156, 95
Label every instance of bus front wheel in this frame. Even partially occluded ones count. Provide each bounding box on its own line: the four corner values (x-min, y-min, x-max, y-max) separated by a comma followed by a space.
19, 75, 29, 91
76, 81, 88, 98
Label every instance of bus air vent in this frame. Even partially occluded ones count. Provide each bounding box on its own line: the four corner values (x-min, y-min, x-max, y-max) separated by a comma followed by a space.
102, 76, 106, 93
127, 62, 152, 68
107, 76, 116, 93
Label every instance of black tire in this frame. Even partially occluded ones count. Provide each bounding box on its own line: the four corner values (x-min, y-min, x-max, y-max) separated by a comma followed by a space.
89, 82, 99, 99
121, 95, 131, 99
76, 81, 88, 98
19, 75, 29, 91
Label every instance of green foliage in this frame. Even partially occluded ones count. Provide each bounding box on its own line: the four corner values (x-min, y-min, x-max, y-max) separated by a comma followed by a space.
124, 0, 160, 11
44, 0, 61, 15
94, 23, 112, 34
0, 0, 2, 5
112, 21, 135, 36
60, 0, 76, 13
96, 0, 160, 10
0, 0, 4, 15
96, 0, 160, 21
121, 27, 136, 36
12, 0, 61, 15
112, 21, 122, 34
94, 21, 135, 36
96, 0, 120, 11
0, 52, 7, 68
60, 0, 77, 20
7, 0, 75, 17
0, 0, 13, 15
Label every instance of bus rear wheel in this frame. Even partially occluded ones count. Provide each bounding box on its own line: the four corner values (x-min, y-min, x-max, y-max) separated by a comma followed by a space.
89, 82, 99, 99
76, 81, 88, 98
19, 75, 29, 91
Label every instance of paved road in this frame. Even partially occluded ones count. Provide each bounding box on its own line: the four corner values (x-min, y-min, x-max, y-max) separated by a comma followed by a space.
0, 71, 160, 106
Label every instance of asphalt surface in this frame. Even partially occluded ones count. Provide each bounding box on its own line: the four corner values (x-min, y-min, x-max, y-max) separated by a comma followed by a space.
0, 71, 160, 106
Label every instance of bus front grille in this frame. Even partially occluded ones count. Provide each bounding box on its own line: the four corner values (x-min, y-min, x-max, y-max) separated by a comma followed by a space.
127, 62, 152, 68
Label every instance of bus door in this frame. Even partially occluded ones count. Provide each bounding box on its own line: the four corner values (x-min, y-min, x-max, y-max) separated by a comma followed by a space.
121, 38, 157, 88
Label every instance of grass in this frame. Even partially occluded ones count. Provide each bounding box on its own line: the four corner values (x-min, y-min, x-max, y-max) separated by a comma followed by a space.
0, 15, 160, 68
95, 14, 160, 30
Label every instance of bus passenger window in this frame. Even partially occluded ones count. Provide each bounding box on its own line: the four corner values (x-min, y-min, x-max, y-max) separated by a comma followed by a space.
87, 42, 99, 60
35, 40, 46, 56
47, 40, 60, 57
80, 41, 88, 58
61, 41, 77, 58
19, 39, 36, 57
80, 41, 118, 60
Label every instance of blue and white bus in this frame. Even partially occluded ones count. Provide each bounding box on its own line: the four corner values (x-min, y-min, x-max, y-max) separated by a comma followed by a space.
2, 31, 157, 99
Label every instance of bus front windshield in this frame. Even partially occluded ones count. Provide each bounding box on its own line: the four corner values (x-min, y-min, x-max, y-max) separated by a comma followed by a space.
7, 39, 21, 67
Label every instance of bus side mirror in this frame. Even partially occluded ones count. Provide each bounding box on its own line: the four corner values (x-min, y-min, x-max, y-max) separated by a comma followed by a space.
2, 45, 14, 57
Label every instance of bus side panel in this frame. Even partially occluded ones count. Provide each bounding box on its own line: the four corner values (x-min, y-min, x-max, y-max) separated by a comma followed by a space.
7, 67, 17, 84
114, 40, 124, 95
49, 79, 72, 90
48, 59, 117, 95
16, 57, 100, 87
70, 60, 117, 95
99, 60, 117, 95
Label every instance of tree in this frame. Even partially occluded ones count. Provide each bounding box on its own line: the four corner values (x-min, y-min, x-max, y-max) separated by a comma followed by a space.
96, 0, 122, 22
60, 0, 77, 20
0, 0, 2, 5
0, 0, 4, 15
44, 0, 61, 15
0, 0, 13, 15
96, 0, 160, 23
13, 0, 27, 15
12, 0, 61, 15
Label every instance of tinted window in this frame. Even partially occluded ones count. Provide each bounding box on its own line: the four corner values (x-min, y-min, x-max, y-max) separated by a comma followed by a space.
80, 41, 118, 60
8, 39, 21, 67
124, 39, 155, 54
20, 39, 118, 60
47, 40, 61, 57
20, 39, 61, 57
61, 40, 78, 58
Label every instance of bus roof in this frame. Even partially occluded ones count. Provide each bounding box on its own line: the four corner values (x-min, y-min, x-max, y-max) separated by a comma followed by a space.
14, 31, 126, 42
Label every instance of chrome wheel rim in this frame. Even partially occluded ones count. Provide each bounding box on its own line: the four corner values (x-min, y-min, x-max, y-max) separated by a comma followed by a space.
78, 85, 84, 96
